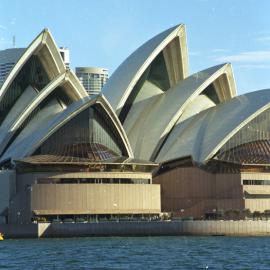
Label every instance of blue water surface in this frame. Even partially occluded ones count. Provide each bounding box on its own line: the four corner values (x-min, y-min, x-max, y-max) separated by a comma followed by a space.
0, 236, 269, 269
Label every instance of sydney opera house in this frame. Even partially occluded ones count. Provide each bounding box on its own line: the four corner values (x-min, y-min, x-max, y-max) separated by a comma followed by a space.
1, 24, 270, 224
0, 29, 160, 224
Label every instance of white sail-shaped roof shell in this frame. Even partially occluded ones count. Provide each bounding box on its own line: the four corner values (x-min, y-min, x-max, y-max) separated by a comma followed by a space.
0, 71, 89, 155
0, 29, 133, 163
0, 29, 65, 102
156, 89, 270, 164
1, 95, 133, 162
103, 24, 189, 111
103, 24, 237, 162
1, 24, 269, 170
124, 63, 236, 161
0, 30, 88, 156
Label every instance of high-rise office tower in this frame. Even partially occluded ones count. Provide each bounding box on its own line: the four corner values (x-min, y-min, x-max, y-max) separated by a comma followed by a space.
75, 67, 108, 95
0, 48, 25, 85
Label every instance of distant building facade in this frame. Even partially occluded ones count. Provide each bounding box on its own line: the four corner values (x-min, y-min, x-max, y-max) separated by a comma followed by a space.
75, 67, 108, 95
0, 48, 25, 85
59, 47, 70, 68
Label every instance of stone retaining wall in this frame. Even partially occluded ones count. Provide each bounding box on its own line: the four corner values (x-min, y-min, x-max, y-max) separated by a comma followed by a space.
0, 224, 38, 238
2, 220, 270, 238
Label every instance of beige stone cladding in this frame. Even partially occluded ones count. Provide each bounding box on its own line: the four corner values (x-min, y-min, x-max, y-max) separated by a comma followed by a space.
153, 166, 245, 218
8, 171, 160, 223
241, 172, 270, 212
31, 184, 160, 215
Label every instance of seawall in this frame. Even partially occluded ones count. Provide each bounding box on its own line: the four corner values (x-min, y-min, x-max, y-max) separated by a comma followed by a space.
2, 220, 270, 238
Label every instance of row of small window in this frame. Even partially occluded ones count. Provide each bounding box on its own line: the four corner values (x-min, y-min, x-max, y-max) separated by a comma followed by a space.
81, 82, 105, 86
243, 179, 270, 185
37, 178, 150, 184
77, 74, 108, 79
79, 79, 107, 84
79, 80, 106, 84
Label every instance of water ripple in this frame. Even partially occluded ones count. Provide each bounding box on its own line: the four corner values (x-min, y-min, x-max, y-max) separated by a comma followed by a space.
0, 236, 270, 269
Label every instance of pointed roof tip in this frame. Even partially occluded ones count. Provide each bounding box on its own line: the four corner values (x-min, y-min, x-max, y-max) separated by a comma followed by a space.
215, 62, 233, 69
36, 28, 52, 41
171, 23, 185, 28
44, 28, 53, 37
43, 28, 50, 33
220, 62, 229, 67
158, 23, 185, 37
167, 23, 185, 33
195, 63, 228, 74
99, 92, 105, 100
215, 62, 234, 71
96, 93, 104, 102
98, 93, 113, 108
209, 63, 232, 70
169, 23, 186, 37
41, 28, 53, 38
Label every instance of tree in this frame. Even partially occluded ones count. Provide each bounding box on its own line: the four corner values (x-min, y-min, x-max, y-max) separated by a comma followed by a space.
225, 209, 241, 220
263, 210, 270, 220
253, 211, 261, 220
242, 208, 251, 220
216, 209, 224, 220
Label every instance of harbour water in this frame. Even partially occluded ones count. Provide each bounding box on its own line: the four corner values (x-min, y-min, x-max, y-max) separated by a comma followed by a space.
0, 236, 270, 269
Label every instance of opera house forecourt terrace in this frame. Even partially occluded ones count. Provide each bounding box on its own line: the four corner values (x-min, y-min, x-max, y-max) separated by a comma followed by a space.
1, 23, 270, 234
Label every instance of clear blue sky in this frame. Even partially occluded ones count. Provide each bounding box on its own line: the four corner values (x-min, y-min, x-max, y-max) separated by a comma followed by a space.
1, 0, 270, 95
